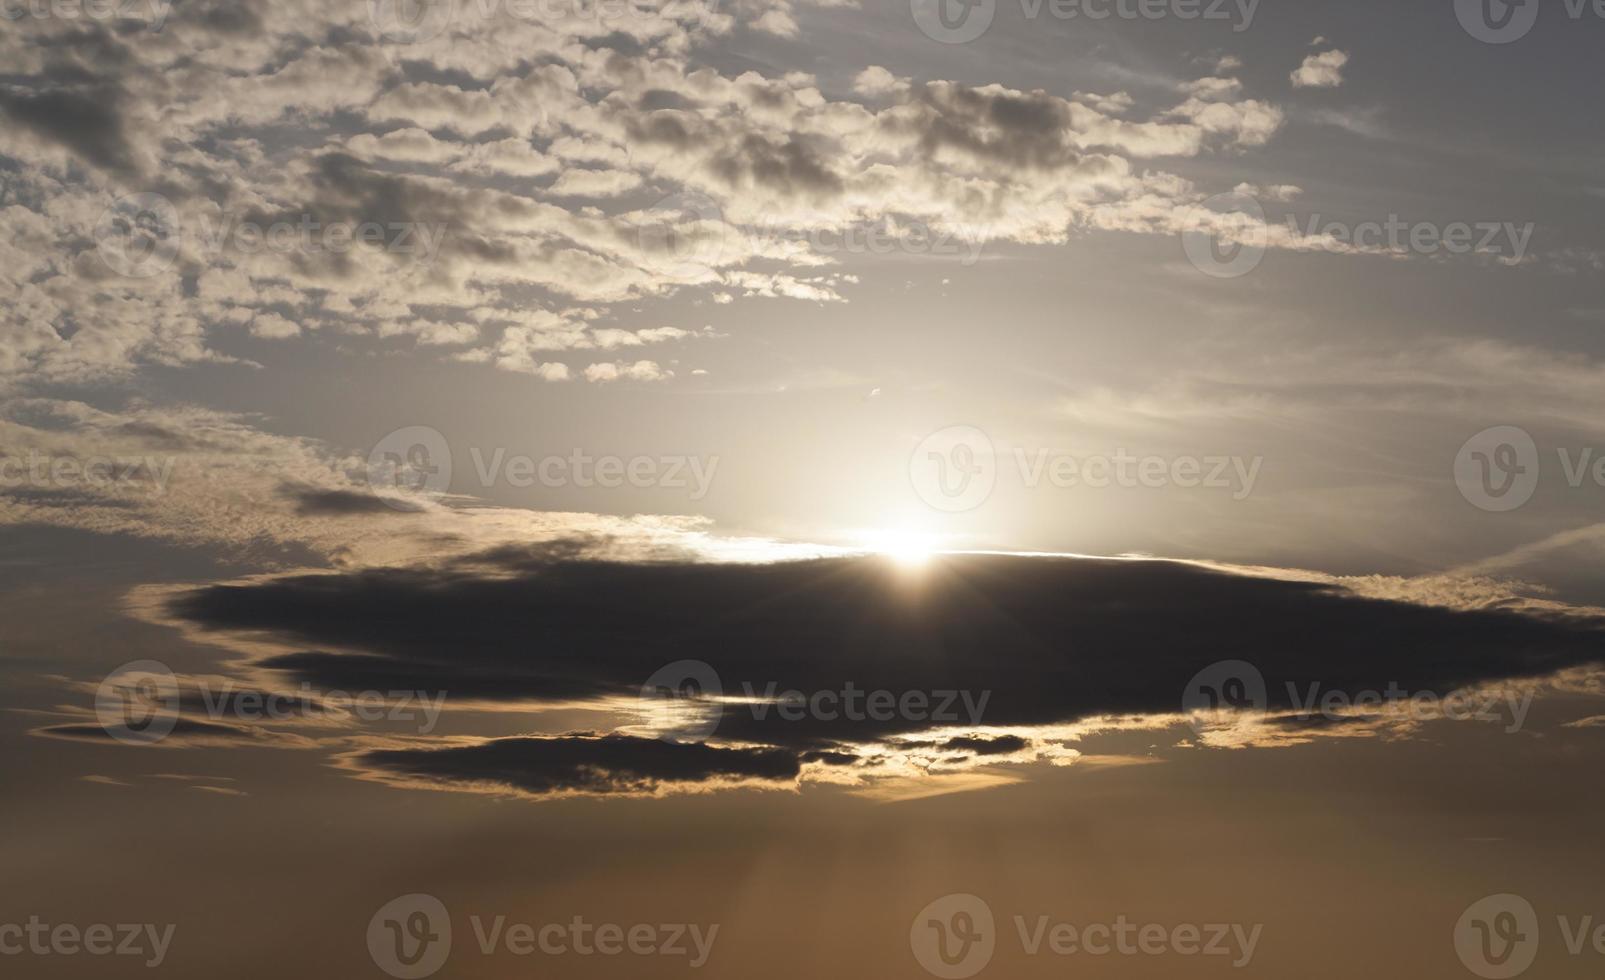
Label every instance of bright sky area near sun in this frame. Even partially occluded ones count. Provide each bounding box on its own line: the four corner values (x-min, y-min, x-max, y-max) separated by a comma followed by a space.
0, 0, 1600, 595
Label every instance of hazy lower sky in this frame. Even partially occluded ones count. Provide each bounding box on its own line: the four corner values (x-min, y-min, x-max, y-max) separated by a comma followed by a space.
3, 0, 1605, 977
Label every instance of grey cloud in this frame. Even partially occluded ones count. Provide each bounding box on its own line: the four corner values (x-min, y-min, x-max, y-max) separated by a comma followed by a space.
168, 550, 1605, 753
0, 85, 138, 175
357, 733, 802, 798
287, 486, 420, 516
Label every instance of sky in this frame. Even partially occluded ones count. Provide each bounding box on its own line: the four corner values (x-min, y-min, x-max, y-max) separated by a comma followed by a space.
3, 0, 1605, 977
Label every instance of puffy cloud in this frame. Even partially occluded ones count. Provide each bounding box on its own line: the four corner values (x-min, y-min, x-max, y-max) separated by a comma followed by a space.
585, 359, 673, 382
1073, 90, 1135, 114
752, 8, 800, 36
248, 313, 301, 339
1291, 49, 1350, 88
853, 66, 908, 98
0, 0, 1293, 389
547, 168, 645, 197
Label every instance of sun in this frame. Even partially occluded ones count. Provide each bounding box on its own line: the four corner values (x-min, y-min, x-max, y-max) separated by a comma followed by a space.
859, 526, 941, 567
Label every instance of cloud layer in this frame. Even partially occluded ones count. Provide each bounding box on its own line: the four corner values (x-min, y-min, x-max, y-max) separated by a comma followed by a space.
160, 547, 1605, 799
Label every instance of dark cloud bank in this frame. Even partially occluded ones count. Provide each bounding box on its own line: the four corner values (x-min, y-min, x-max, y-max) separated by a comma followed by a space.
364, 733, 800, 798
166, 549, 1605, 798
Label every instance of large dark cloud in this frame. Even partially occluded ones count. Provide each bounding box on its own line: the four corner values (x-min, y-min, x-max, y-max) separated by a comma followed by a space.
168, 550, 1605, 754
358, 733, 800, 797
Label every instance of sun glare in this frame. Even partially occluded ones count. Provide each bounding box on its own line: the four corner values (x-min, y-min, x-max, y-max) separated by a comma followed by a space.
860, 527, 941, 567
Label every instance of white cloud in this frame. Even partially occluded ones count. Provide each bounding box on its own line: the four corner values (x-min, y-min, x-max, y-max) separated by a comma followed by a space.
854, 67, 908, 98
0, 0, 1306, 390
752, 8, 799, 36
1292, 50, 1350, 89
547, 169, 645, 197
249, 313, 302, 339
585, 360, 673, 383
